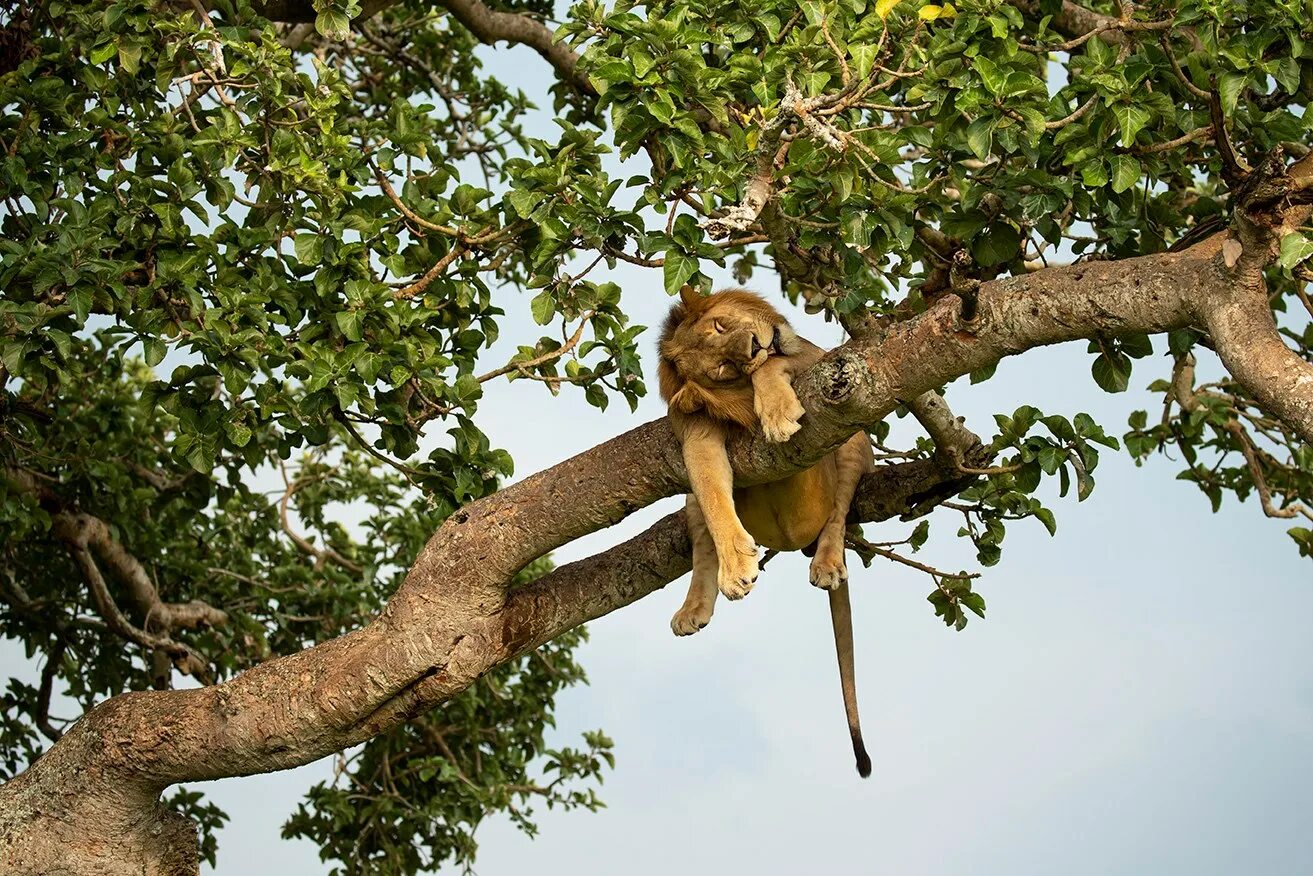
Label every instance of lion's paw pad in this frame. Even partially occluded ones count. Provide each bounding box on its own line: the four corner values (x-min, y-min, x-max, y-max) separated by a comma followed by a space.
809, 559, 847, 591
671, 605, 713, 636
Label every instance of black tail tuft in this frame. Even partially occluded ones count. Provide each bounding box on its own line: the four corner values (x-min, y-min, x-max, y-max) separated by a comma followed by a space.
853, 735, 872, 778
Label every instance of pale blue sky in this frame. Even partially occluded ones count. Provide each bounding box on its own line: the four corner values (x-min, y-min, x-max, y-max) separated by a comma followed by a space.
5, 20, 1312, 876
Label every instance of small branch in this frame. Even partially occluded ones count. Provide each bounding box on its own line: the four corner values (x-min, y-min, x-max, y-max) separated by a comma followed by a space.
36, 638, 67, 742
393, 245, 466, 299
1159, 32, 1210, 100
278, 463, 365, 574
1132, 125, 1213, 156
1225, 420, 1313, 521
906, 391, 984, 469
476, 310, 595, 383
373, 166, 460, 237
67, 542, 213, 684
1045, 94, 1098, 130
846, 529, 980, 580
1207, 82, 1251, 181
335, 412, 429, 485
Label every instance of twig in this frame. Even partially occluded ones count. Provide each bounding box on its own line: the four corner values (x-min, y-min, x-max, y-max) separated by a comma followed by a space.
476, 310, 595, 383
278, 462, 365, 573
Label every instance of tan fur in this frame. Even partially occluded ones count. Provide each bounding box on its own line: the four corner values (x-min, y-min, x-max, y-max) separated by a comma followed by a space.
659, 286, 875, 777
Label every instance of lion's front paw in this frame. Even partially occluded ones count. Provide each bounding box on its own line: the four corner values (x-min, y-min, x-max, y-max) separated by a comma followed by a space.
809, 550, 848, 591
671, 602, 713, 636
756, 390, 805, 444
717, 534, 759, 600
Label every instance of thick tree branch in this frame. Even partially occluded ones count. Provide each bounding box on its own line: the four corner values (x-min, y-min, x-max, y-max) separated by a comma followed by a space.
63, 540, 214, 684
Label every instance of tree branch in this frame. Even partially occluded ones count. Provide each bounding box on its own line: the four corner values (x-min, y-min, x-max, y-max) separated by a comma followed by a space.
907, 391, 986, 470
434, 0, 589, 93
3, 468, 228, 680
255, 0, 591, 93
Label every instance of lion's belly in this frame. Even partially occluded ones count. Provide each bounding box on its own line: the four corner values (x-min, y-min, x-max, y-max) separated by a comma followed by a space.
733, 459, 837, 552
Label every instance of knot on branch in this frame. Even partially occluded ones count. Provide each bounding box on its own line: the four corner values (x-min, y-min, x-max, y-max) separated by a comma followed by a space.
1225, 146, 1313, 251
815, 349, 868, 406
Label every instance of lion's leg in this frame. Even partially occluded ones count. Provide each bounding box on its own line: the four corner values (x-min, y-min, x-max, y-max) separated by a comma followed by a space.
681, 425, 759, 599
671, 494, 720, 635
751, 356, 805, 443
810, 431, 874, 590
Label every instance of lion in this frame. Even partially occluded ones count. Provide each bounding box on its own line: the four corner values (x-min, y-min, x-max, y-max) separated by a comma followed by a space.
658, 285, 875, 777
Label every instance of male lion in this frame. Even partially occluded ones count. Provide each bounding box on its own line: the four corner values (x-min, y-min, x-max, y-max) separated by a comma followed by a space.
658, 285, 874, 777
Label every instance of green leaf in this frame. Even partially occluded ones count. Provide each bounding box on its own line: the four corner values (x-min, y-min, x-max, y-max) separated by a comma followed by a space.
118, 43, 141, 75
585, 384, 608, 410
1112, 104, 1150, 148
973, 57, 1007, 96
143, 337, 166, 368
1119, 333, 1153, 359
1109, 155, 1140, 193
335, 310, 363, 342
90, 41, 118, 65
225, 421, 252, 447
966, 118, 994, 161
1035, 507, 1057, 536
315, 9, 352, 40
1091, 352, 1131, 393
530, 291, 555, 326
851, 45, 879, 80
1279, 232, 1313, 270
971, 223, 1020, 268
663, 252, 697, 295
1218, 72, 1246, 114
969, 362, 997, 384
1081, 161, 1108, 188
295, 234, 323, 265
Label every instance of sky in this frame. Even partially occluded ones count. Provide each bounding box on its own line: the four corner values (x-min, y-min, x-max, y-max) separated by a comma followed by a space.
6, 17, 1313, 876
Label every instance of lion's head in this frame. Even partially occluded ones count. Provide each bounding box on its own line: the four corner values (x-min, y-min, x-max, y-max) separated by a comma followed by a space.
658, 286, 802, 427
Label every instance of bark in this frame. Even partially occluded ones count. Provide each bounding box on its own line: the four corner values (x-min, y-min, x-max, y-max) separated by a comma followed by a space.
3, 224, 1312, 872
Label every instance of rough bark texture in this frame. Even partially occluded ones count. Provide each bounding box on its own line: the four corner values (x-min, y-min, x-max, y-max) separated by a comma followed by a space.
3, 225, 1312, 872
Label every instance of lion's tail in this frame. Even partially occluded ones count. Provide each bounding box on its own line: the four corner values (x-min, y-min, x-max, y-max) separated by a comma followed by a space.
829, 585, 871, 777
828, 582, 871, 778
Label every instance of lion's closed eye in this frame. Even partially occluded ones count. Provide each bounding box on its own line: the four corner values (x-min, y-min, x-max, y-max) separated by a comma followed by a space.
712, 319, 725, 333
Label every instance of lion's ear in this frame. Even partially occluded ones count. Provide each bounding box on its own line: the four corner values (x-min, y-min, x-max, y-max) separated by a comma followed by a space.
669, 380, 708, 415
679, 283, 705, 313
657, 354, 682, 404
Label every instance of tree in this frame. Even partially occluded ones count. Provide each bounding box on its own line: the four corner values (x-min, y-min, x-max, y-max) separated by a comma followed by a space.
1, 0, 1311, 871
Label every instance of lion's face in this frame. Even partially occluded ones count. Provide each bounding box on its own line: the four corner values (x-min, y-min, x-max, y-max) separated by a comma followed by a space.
666, 300, 779, 385
658, 286, 799, 426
